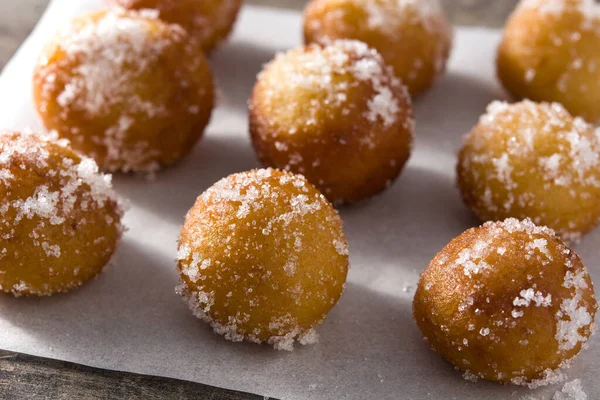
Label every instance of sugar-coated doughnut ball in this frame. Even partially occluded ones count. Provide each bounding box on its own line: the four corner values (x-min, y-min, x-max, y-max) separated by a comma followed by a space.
498, 0, 600, 124
177, 168, 349, 350
303, 0, 453, 96
0, 131, 123, 296
33, 8, 214, 173
249, 40, 414, 205
112, 0, 242, 53
457, 100, 600, 242
413, 219, 597, 385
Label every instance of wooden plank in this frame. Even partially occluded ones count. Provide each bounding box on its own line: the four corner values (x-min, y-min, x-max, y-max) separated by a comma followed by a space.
0, 350, 271, 399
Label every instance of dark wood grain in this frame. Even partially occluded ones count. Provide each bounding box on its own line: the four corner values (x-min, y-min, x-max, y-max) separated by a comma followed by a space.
0, 350, 271, 399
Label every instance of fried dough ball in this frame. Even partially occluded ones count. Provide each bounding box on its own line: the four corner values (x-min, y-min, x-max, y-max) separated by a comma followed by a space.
498, 0, 600, 123
33, 8, 214, 173
413, 218, 597, 385
303, 0, 453, 96
457, 100, 600, 242
176, 168, 349, 350
249, 40, 414, 205
111, 0, 242, 53
0, 131, 123, 296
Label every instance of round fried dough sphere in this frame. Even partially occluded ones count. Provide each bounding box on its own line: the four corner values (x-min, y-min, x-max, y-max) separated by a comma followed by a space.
0, 131, 123, 296
413, 218, 597, 385
457, 100, 600, 242
33, 8, 214, 173
177, 168, 349, 350
498, 0, 600, 124
111, 0, 242, 53
249, 40, 414, 205
303, 0, 453, 96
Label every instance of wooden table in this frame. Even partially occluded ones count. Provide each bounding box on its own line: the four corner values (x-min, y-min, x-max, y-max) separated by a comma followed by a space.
0, 0, 519, 398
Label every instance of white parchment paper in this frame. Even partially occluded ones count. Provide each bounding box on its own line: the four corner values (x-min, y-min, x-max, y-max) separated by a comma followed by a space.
0, 1, 598, 399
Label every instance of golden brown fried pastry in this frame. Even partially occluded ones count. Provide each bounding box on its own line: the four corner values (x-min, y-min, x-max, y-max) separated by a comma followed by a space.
33, 8, 214, 173
177, 168, 349, 350
112, 0, 242, 53
498, 0, 600, 123
249, 40, 414, 204
414, 218, 597, 385
304, 0, 453, 96
457, 100, 600, 242
0, 131, 123, 296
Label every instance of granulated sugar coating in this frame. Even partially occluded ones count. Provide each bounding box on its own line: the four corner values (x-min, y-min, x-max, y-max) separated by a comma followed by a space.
0, 131, 124, 296
33, 8, 214, 173
249, 40, 414, 204
303, 0, 453, 96
457, 100, 600, 241
413, 218, 597, 385
112, 0, 242, 53
498, 0, 600, 124
553, 379, 588, 400
176, 169, 349, 350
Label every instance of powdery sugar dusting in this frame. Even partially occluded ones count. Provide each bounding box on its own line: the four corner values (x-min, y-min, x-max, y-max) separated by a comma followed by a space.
51, 9, 170, 118
461, 100, 600, 240
309, 0, 453, 83
116, 0, 241, 49
453, 239, 491, 278
259, 39, 411, 133
360, 0, 446, 30
515, 367, 567, 389
519, 0, 600, 20
36, 8, 193, 172
0, 131, 120, 217
513, 288, 553, 308
553, 379, 588, 400
510, 1, 600, 123
447, 219, 597, 386
556, 270, 594, 351
177, 169, 348, 350
0, 131, 123, 296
